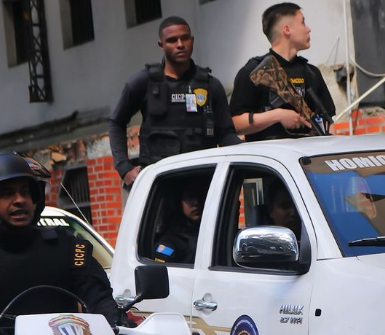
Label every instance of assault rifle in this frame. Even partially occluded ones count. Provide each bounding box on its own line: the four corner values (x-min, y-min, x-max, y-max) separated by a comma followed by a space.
249, 55, 333, 136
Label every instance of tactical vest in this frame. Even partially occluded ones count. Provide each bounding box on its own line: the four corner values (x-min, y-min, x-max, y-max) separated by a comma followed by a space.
140, 63, 216, 166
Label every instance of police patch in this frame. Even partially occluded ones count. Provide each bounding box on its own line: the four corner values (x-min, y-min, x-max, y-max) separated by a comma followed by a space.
156, 244, 174, 256
193, 88, 208, 107
72, 242, 88, 268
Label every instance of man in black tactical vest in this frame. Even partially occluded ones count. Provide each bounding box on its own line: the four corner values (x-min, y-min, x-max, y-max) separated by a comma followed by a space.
109, 16, 242, 187
0, 153, 118, 334
230, 2, 336, 141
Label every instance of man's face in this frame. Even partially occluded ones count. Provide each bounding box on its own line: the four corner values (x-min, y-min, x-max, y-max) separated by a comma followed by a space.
181, 189, 203, 223
287, 10, 311, 51
269, 188, 300, 237
0, 179, 36, 227
158, 24, 194, 65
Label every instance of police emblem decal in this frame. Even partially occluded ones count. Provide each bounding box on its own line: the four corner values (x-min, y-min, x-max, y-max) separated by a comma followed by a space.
230, 315, 259, 335
49, 314, 92, 335
193, 88, 208, 107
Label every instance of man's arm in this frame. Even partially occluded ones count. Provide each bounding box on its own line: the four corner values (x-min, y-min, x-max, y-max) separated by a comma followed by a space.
108, 70, 148, 181
210, 76, 243, 146
230, 63, 310, 136
68, 236, 118, 326
233, 108, 312, 136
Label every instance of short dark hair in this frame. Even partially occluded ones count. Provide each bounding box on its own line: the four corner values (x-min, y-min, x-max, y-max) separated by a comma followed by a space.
266, 179, 288, 206
262, 2, 301, 42
158, 16, 191, 37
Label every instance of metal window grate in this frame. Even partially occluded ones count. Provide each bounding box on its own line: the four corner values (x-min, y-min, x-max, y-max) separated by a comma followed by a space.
27, 0, 53, 102
70, 0, 94, 46
59, 166, 92, 224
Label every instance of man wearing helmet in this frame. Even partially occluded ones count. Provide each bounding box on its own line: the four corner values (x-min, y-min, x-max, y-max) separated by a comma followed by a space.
0, 153, 119, 333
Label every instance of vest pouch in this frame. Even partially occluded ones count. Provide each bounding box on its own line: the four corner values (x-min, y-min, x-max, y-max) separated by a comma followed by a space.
147, 130, 181, 162
182, 128, 206, 152
148, 81, 168, 117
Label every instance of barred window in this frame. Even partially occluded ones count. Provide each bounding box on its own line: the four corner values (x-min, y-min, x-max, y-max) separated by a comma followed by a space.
200, 0, 218, 4
59, 166, 92, 225
125, 0, 162, 28
2, 0, 31, 66
59, 0, 94, 48
70, 0, 94, 45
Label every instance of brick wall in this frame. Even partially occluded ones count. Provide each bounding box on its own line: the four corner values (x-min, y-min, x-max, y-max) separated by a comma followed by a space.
45, 156, 123, 247
45, 169, 62, 208
334, 109, 385, 135
87, 156, 122, 247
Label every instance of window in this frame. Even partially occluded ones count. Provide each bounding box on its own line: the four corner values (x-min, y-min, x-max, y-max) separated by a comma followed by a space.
213, 164, 305, 271
58, 166, 92, 224
2, 0, 31, 66
301, 152, 385, 257
59, 0, 94, 48
200, 0, 218, 4
137, 166, 215, 266
124, 0, 162, 28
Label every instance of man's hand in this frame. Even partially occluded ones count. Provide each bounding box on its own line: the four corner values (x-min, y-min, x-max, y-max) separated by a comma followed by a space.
123, 166, 141, 187
278, 108, 312, 129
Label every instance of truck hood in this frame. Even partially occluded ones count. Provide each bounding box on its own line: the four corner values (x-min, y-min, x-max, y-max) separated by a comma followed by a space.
357, 253, 385, 269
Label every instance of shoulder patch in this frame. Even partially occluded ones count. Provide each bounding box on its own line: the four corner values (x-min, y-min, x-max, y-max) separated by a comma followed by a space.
156, 244, 175, 257
72, 242, 89, 268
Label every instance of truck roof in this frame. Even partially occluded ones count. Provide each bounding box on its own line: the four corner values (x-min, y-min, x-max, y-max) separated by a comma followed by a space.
154, 134, 385, 167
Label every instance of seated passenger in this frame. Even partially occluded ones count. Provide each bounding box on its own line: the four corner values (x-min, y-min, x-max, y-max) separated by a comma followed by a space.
266, 180, 301, 241
154, 182, 206, 263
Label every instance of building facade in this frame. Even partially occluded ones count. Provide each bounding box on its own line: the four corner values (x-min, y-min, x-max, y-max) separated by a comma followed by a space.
1, 0, 384, 245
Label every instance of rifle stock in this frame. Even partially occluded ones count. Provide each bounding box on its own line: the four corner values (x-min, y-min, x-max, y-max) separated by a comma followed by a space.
249, 55, 327, 136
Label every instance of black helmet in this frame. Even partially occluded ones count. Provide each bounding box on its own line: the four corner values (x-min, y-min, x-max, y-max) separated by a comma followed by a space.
14, 152, 51, 181
0, 153, 42, 204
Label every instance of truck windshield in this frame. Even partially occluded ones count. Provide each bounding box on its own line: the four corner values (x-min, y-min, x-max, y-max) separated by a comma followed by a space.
301, 151, 385, 257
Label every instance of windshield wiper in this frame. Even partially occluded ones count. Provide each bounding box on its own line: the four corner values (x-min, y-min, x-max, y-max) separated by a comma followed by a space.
349, 236, 385, 247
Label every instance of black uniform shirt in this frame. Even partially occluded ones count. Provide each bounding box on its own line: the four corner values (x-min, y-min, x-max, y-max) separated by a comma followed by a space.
0, 226, 118, 328
230, 49, 336, 141
153, 220, 200, 264
109, 60, 242, 179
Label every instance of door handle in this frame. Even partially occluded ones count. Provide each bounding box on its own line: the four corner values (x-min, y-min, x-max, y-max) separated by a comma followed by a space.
193, 299, 218, 311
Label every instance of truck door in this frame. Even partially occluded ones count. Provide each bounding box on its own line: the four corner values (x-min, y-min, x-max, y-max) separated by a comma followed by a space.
191, 158, 315, 335
119, 163, 218, 320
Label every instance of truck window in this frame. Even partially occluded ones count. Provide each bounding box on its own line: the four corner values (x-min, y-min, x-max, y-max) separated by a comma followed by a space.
213, 165, 303, 270
137, 167, 215, 266
301, 151, 385, 257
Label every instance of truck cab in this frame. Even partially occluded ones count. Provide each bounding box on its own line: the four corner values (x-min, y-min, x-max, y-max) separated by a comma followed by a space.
111, 135, 385, 335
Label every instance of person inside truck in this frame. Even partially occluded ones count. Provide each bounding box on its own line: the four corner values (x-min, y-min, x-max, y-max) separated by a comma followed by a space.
266, 179, 301, 241
153, 181, 207, 263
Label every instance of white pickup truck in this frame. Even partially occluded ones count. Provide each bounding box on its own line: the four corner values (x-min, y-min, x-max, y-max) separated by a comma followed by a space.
111, 134, 385, 335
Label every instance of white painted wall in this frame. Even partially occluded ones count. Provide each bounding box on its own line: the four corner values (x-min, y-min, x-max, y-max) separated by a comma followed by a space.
0, 0, 349, 135
194, 0, 348, 89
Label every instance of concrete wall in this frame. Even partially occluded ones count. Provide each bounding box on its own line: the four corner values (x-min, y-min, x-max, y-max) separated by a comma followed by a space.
194, 0, 348, 90
0, 0, 349, 137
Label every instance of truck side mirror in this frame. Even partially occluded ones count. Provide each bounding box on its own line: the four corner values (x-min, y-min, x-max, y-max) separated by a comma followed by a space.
233, 226, 299, 268
116, 265, 170, 313
134, 265, 169, 303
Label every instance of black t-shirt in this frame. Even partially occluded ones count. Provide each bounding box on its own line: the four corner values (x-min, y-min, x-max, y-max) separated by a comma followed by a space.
230, 49, 336, 141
